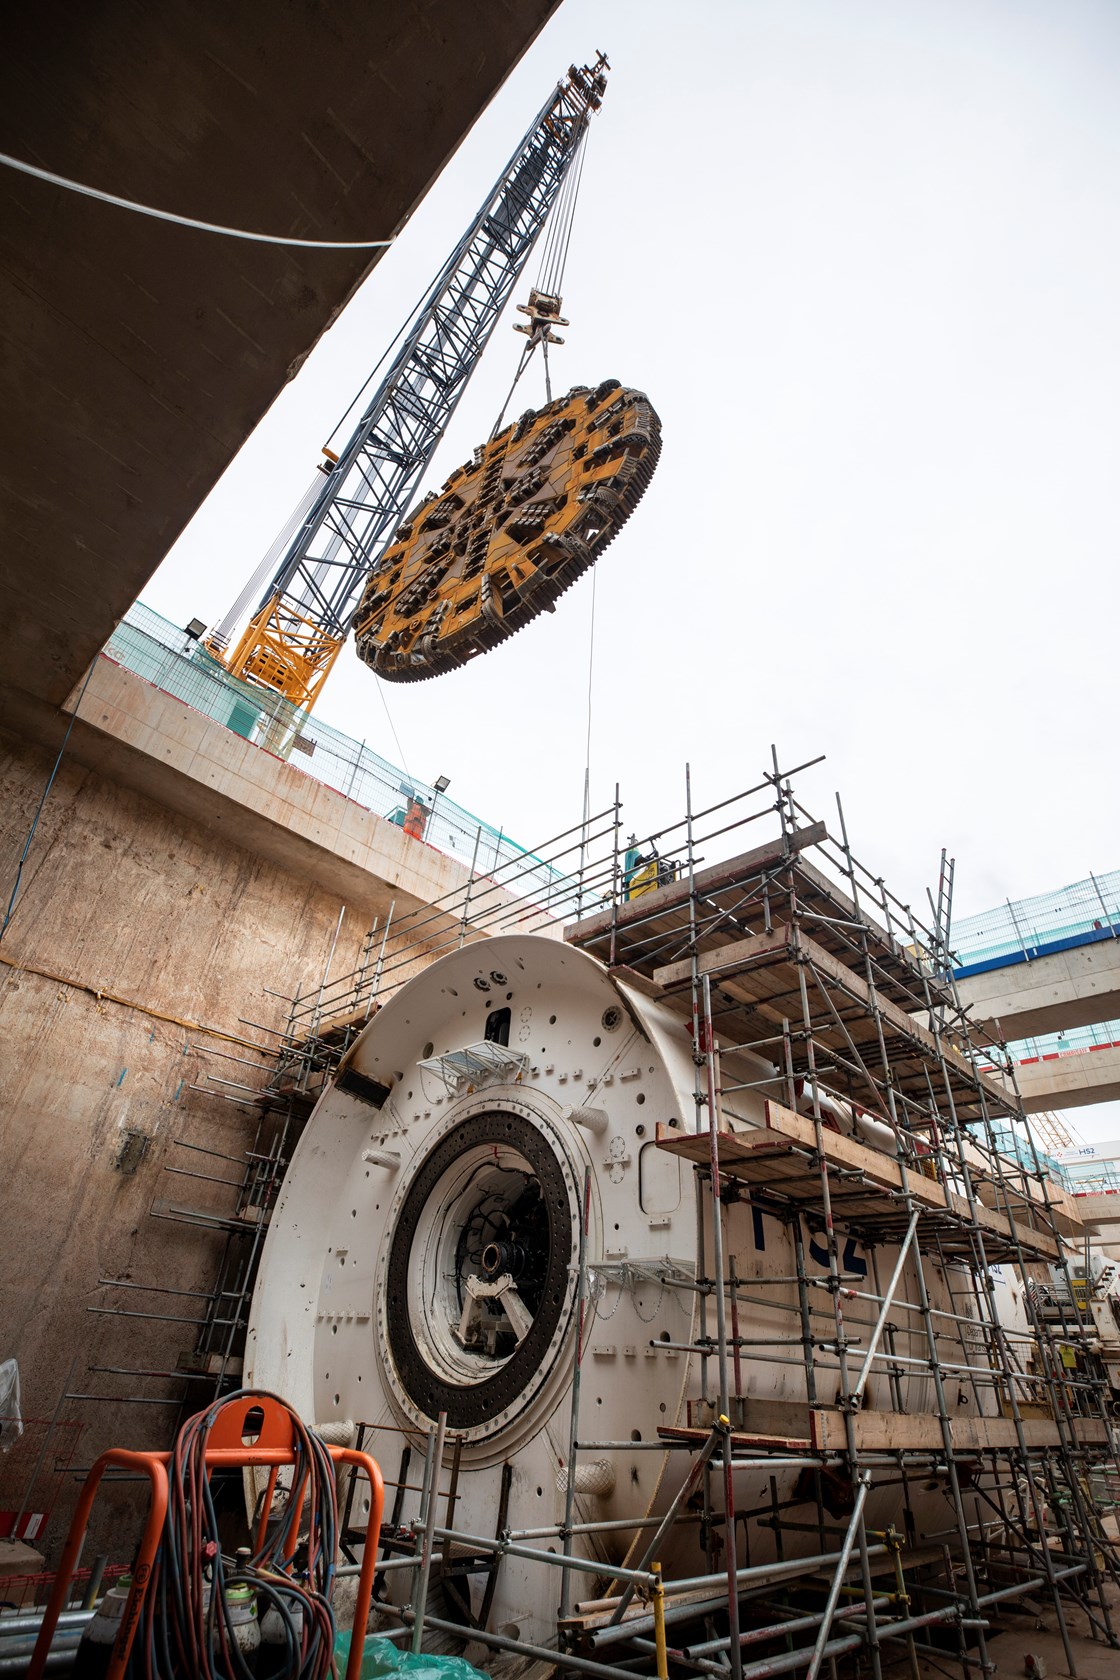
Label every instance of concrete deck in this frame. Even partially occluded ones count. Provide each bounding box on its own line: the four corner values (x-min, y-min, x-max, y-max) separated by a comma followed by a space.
1016, 1044, 1120, 1113
0, 2, 558, 706
958, 937, 1120, 1042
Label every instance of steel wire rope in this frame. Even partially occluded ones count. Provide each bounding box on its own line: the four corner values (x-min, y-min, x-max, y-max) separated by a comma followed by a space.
536, 123, 589, 299
0, 150, 395, 248
373, 675, 413, 791
490, 123, 591, 433
577, 569, 598, 901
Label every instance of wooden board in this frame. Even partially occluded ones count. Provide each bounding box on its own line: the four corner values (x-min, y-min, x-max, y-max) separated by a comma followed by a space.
655, 1100, 1063, 1263
563, 824, 827, 948
811, 1412, 1109, 1452
663, 1409, 1109, 1454
653, 923, 799, 993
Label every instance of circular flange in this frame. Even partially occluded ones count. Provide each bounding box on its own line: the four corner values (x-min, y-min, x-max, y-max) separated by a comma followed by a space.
352, 380, 661, 681
378, 1098, 581, 1439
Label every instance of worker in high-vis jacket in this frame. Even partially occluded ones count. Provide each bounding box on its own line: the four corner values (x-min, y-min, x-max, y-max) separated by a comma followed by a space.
403, 795, 429, 841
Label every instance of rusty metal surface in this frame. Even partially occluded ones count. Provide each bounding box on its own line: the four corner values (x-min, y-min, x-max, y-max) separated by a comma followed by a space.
353, 379, 661, 681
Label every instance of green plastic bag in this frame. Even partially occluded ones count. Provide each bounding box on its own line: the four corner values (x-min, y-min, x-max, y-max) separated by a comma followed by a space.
333, 1630, 489, 1680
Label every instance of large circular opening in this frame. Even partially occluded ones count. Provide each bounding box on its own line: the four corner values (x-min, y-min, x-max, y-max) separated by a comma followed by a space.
385, 1111, 575, 1429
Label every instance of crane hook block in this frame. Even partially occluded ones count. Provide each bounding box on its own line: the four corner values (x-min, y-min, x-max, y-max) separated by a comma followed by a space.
352, 379, 661, 682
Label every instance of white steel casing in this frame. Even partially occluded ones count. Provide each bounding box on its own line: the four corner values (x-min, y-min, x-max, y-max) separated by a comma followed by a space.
247, 934, 981, 1645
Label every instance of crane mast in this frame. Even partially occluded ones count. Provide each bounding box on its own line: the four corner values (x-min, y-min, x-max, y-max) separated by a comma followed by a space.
211, 55, 608, 714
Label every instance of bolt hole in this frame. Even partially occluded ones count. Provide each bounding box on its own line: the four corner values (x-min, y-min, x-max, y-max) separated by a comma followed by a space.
636, 1093, 646, 1105
631, 1429, 642, 1442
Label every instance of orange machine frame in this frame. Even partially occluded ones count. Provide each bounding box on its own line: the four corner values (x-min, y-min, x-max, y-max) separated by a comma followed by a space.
29, 1396, 385, 1680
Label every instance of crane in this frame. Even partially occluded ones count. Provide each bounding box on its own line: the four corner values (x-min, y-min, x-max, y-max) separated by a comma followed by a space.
205, 54, 608, 716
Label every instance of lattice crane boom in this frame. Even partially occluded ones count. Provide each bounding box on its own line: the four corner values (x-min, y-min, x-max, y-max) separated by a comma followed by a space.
212, 55, 608, 713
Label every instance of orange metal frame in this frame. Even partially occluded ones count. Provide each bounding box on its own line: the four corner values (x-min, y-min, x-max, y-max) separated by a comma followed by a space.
29, 1397, 385, 1680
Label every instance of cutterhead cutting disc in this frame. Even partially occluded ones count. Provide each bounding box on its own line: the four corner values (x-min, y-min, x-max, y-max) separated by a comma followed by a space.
352, 379, 661, 681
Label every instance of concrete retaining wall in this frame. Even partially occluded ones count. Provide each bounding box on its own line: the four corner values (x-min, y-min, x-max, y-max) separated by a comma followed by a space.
0, 728, 427, 1558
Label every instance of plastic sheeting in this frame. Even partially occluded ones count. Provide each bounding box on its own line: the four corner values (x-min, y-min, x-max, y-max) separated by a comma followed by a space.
333, 1633, 488, 1680
0, 1358, 22, 1449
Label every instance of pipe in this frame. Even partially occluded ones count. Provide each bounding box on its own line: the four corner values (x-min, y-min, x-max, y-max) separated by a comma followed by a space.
739, 1635, 864, 1680
410, 1409, 446, 1654
590, 1545, 889, 1650
384, 1604, 656, 1680
0, 1652, 80, 1676
559, 1166, 592, 1624
433, 1527, 657, 1587
849, 1212, 919, 1407
681, 1595, 892, 1659
0, 1613, 93, 1639
805, 1470, 871, 1680
0, 1631, 85, 1656
650, 1563, 668, 1680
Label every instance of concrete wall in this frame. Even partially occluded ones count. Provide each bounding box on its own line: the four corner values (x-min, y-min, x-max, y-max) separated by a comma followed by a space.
0, 727, 428, 1559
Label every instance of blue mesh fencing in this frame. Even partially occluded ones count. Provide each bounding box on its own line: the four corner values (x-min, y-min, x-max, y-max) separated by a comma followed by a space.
102, 603, 571, 906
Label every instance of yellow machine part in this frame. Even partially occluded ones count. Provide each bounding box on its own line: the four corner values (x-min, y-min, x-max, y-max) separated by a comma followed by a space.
627, 859, 662, 900
352, 379, 661, 682
222, 598, 344, 714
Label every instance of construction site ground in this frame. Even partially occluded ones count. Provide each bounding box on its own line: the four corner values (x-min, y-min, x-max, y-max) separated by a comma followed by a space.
916, 1577, 1120, 1679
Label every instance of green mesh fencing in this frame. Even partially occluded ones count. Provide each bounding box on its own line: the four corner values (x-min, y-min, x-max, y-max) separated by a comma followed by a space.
102, 604, 572, 909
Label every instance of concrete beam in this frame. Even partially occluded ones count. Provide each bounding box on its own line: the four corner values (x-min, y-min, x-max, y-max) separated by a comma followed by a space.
0, 2, 558, 705
0, 655, 557, 938
1072, 1193, 1120, 1233
958, 940, 1120, 1043
1015, 1045, 1120, 1113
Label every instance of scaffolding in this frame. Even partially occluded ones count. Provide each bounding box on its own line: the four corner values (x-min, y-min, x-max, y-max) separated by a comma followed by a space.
63, 756, 1120, 1676
330, 754, 1120, 1680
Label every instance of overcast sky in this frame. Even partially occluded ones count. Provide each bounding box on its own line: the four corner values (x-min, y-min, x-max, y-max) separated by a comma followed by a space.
143, 1, 1120, 1137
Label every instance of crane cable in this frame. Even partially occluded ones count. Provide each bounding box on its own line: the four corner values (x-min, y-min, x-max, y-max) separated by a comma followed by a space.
535, 120, 590, 298
579, 569, 598, 888
490, 123, 592, 435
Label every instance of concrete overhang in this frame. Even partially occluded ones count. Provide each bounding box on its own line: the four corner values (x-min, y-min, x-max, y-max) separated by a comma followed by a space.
0, 2, 559, 707
1016, 1045, 1120, 1114
957, 940, 1120, 1043
0, 654, 560, 940
1073, 1194, 1120, 1234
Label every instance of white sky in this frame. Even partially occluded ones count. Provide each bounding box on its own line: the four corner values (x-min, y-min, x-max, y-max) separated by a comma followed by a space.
142, 0, 1120, 1137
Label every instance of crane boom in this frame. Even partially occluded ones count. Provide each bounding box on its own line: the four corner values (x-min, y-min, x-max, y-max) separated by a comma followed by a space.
214, 55, 608, 714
